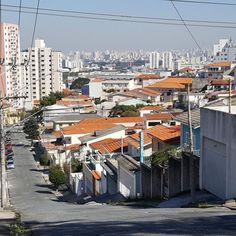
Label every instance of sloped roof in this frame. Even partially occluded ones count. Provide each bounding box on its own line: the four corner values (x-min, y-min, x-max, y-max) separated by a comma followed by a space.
144, 113, 174, 121
78, 117, 144, 125
139, 105, 163, 111
206, 61, 231, 67
211, 79, 229, 86
175, 109, 200, 128
62, 122, 116, 135
89, 138, 128, 155
148, 125, 181, 142
118, 154, 140, 172
136, 74, 161, 80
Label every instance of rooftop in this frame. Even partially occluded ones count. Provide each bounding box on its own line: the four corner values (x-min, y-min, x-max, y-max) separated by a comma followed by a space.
206, 61, 231, 68
148, 125, 181, 142
79, 125, 126, 143
175, 109, 200, 128
144, 113, 174, 121
53, 113, 100, 123
118, 154, 140, 172
136, 74, 161, 80
139, 105, 163, 111
62, 122, 116, 135
78, 117, 144, 126
89, 138, 128, 155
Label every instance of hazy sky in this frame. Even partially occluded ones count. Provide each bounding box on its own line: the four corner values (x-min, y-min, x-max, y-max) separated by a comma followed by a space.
2, 0, 236, 53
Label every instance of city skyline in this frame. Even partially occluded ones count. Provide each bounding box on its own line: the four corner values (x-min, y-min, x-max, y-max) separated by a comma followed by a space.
2, 0, 236, 52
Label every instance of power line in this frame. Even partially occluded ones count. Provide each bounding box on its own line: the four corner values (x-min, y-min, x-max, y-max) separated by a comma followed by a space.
3, 7, 236, 29
170, 0, 203, 52
162, 0, 236, 6
3, 3, 236, 26
26, 0, 40, 67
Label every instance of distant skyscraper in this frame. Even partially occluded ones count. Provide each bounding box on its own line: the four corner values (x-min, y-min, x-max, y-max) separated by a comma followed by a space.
162, 51, 173, 70
0, 22, 23, 109
21, 39, 63, 110
149, 52, 160, 69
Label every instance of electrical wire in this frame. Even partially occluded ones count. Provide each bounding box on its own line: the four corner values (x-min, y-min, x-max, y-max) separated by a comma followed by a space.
26, 0, 40, 67
162, 0, 236, 6
3, 3, 236, 26
170, 0, 203, 52
3, 7, 236, 29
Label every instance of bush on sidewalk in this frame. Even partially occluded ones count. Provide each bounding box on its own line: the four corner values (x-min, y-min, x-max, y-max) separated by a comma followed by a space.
39, 154, 49, 168
49, 165, 66, 190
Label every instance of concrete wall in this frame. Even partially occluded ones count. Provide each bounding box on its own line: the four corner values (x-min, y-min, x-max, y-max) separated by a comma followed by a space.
168, 158, 181, 197
201, 107, 236, 199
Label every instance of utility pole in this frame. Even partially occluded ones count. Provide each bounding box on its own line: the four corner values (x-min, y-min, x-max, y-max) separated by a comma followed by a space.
229, 78, 232, 114
187, 83, 195, 203
0, 91, 7, 208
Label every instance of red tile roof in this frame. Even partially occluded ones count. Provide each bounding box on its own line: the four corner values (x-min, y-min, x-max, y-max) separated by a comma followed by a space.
79, 117, 144, 125
90, 138, 128, 155
148, 77, 192, 89
92, 171, 101, 180
139, 105, 163, 111
148, 125, 180, 142
206, 61, 231, 67
62, 123, 115, 135
211, 79, 230, 86
136, 74, 161, 80
144, 113, 174, 121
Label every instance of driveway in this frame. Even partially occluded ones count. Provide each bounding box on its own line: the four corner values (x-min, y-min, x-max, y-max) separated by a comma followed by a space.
7, 133, 236, 235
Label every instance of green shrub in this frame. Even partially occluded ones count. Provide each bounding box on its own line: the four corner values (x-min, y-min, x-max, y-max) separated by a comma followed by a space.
49, 165, 66, 189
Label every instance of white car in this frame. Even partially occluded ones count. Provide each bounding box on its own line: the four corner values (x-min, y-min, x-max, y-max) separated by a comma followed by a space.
6, 160, 14, 169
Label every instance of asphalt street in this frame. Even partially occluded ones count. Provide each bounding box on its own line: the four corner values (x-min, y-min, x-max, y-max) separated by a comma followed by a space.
6, 132, 236, 235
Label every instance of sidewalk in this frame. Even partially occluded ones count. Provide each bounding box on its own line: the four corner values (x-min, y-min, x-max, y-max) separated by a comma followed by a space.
0, 210, 16, 235
158, 191, 222, 208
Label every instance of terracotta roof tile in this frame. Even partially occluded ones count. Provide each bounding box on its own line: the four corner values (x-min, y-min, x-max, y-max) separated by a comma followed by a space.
62, 123, 115, 135
136, 74, 161, 80
179, 67, 194, 72
148, 125, 180, 142
206, 61, 231, 67
144, 113, 174, 121
52, 130, 62, 138
92, 170, 101, 180
90, 138, 128, 155
64, 144, 80, 151
211, 79, 230, 86
79, 117, 144, 125
139, 105, 163, 111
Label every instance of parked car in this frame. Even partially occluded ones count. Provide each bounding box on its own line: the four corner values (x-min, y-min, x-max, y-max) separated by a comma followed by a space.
6, 150, 13, 155
6, 160, 14, 169
6, 156, 14, 161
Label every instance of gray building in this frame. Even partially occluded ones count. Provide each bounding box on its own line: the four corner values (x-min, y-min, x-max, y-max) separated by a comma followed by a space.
200, 98, 236, 199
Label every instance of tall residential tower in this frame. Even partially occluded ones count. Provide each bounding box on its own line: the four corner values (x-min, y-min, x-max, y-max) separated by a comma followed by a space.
0, 23, 23, 109
21, 39, 64, 110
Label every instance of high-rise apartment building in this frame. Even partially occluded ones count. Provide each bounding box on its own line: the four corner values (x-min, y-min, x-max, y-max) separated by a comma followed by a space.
0, 23, 23, 109
213, 39, 229, 56
162, 51, 173, 70
149, 52, 160, 69
21, 39, 64, 110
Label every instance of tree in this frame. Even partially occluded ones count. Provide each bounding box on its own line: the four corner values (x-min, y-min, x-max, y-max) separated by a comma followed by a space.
109, 104, 144, 117
121, 111, 138, 117
40, 92, 64, 107
39, 154, 49, 169
70, 77, 90, 90
49, 165, 66, 189
23, 117, 39, 139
